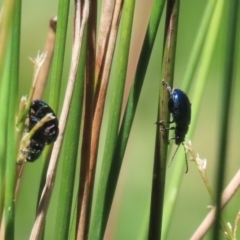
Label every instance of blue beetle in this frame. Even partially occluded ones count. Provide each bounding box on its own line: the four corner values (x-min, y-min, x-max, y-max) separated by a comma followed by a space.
157, 80, 191, 172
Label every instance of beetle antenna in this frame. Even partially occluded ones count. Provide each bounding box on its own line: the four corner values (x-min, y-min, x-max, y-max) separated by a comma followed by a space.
168, 143, 189, 173
182, 142, 188, 173
168, 144, 180, 168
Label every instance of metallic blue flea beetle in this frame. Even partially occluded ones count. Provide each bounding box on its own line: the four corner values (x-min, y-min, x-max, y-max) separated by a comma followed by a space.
26, 100, 59, 162
157, 79, 191, 172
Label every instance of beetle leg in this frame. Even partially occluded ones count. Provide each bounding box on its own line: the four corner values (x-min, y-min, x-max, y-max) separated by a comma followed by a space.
168, 136, 176, 144
21, 147, 31, 153
164, 126, 175, 131
160, 126, 175, 132
156, 120, 175, 132
156, 119, 174, 125
20, 147, 31, 159
162, 79, 172, 94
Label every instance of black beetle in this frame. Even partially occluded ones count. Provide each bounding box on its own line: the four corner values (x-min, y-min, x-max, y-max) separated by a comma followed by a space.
26, 100, 59, 162
24, 139, 45, 162
29, 100, 59, 144
157, 79, 191, 172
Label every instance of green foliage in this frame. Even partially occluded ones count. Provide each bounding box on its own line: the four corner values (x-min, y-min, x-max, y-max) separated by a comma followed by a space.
0, 0, 239, 240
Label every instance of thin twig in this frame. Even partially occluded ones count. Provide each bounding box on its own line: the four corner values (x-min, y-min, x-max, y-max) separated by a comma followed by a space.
29, 1, 90, 239
0, 0, 15, 79
76, 1, 123, 239
33, 16, 57, 100
94, 0, 116, 94
186, 141, 234, 238
16, 52, 47, 128
190, 169, 240, 240
149, 0, 180, 239
76, 0, 96, 238
29, 52, 48, 87
233, 211, 240, 238
90, 0, 122, 185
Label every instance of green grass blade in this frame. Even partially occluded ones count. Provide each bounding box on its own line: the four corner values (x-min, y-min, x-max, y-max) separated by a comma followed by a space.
0, 0, 15, 76
89, 1, 136, 239
54, 29, 86, 240
181, 0, 217, 93
0, 4, 19, 215
5, 55, 18, 240
212, 1, 238, 239
68, 198, 78, 240
88, 0, 165, 238
109, 0, 165, 223
4, 0, 21, 238
0, 41, 11, 223
48, 0, 70, 112
34, 0, 70, 236
33, 2, 70, 238
148, 1, 180, 239
0, 40, 13, 221
162, 0, 219, 238
163, 1, 225, 238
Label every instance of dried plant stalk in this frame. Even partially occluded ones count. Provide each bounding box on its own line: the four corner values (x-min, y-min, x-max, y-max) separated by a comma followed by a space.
90, 0, 123, 198
190, 170, 240, 240
33, 16, 57, 100
95, 0, 116, 85
29, 0, 90, 239
76, 1, 123, 239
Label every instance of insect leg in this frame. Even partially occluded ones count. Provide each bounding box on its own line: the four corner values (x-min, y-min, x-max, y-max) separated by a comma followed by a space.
168, 136, 176, 144
21, 148, 31, 153
162, 79, 172, 94
162, 126, 175, 131
156, 119, 174, 125
156, 119, 175, 134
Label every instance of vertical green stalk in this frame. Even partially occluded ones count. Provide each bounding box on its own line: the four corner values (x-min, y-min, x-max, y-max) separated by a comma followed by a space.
148, 0, 180, 239
54, 30, 86, 240
35, 1, 70, 238
162, 1, 218, 238
0, 41, 12, 221
90, 0, 166, 239
38, 0, 70, 194
212, 1, 238, 239
4, 0, 21, 238
89, 1, 136, 239
0, 0, 15, 75
76, 2, 97, 239
106, 0, 165, 233
0, 2, 19, 219
181, 0, 216, 92
48, 0, 70, 112
117, 0, 165, 157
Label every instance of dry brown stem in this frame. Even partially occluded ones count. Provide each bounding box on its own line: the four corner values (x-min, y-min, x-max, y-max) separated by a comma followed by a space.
29, 1, 90, 239
190, 169, 240, 240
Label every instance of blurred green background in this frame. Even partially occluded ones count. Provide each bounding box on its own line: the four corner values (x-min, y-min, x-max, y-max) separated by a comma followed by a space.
4, 0, 239, 239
